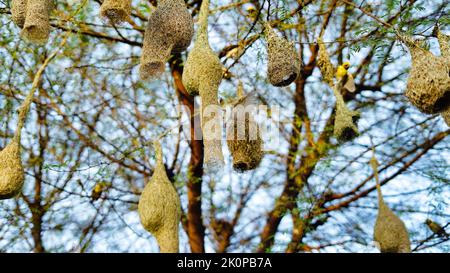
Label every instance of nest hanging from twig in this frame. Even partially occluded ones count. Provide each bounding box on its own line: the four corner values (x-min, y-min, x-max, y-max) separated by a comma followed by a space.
264, 23, 301, 87
400, 35, 450, 114
11, 0, 28, 28
182, 0, 224, 172
100, 0, 131, 25
226, 83, 263, 172
21, 0, 54, 44
0, 140, 25, 200
370, 153, 411, 253
139, 0, 194, 80
317, 39, 335, 86
138, 141, 181, 253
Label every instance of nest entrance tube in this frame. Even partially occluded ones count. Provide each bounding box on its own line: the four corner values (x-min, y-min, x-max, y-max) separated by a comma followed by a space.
400, 35, 450, 114
138, 141, 181, 253
227, 83, 264, 172
21, 0, 53, 44
11, 0, 28, 28
139, 0, 194, 80
100, 0, 132, 25
264, 23, 301, 87
182, 0, 224, 172
370, 152, 411, 253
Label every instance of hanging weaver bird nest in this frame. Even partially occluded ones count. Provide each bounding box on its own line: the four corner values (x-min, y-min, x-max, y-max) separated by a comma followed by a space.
182, 0, 224, 171
100, 0, 131, 25
333, 93, 360, 142
21, 0, 54, 44
139, 0, 194, 80
11, 0, 28, 28
138, 141, 181, 253
264, 23, 301, 87
226, 83, 264, 172
400, 35, 450, 114
317, 39, 335, 86
370, 152, 411, 253
0, 140, 25, 200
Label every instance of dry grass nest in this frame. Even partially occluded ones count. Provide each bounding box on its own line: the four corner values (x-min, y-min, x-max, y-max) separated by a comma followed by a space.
11, 0, 28, 28
139, 0, 194, 80
0, 140, 25, 200
21, 0, 54, 44
264, 23, 301, 87
138, 141, 181, 253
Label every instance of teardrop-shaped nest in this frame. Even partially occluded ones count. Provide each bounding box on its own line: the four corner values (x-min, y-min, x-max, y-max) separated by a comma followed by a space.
183, 42, 223, 96
227, 86, 264, 172
21, 0, 54, 44
374, 202, 411, 253
100, 0, 131, 25
0, 140, 25, 199
317, 39, 335, 86
437, 29, 450, 60
403, 37, 450, 114
265, 24, 301, 87
333, 100, 360, 142
11, 0, 28, 28
139, 0, 194, 80
138, 142, 181, 253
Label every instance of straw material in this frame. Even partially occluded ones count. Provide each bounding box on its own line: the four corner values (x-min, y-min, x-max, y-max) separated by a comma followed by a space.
138, 141, 181, 253
227, 83, 263, 172
371, 153, 411, 253
402, 36, 450, 114
21, 0, 54, 44
11, 0, 28, 28
264, 23, 301, 87
317, 39, 335, 86
139, 0, 194, 80
442, 108, 450, 127
182, 0, 224, 171
0, 140, 25, 199
100, 0, 131, 25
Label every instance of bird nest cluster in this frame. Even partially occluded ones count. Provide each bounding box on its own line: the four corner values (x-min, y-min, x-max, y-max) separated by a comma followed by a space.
0, 140, 25, 200
16, 0, 55, 44
264, 23, 301, 87
401, 35, 450, 114
100, 0, 131, 25
226, 84, 264, 172
138, 141, 181, 253
140, 0, 194, 80
182, 0, 224, 171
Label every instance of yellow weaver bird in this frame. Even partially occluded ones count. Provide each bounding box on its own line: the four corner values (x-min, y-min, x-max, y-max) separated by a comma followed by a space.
336, 62, 356, 93
425, 219, 449, 238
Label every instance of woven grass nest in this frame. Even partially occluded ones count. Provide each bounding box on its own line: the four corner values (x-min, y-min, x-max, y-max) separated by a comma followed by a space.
226, 83, 264, 172
317, 40, 360, 142
11, 0, 28, 28
370, 154, 411, 253
138, 141, 181, 253
182, 0, 224, 172
100, 0, 131, 25
140, 0, 194, 80
21, 0, 54, 44
264, 23, 301, 87
401, 35, 450, 114
0, 140, 25, 200
437, 29, 450, 124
